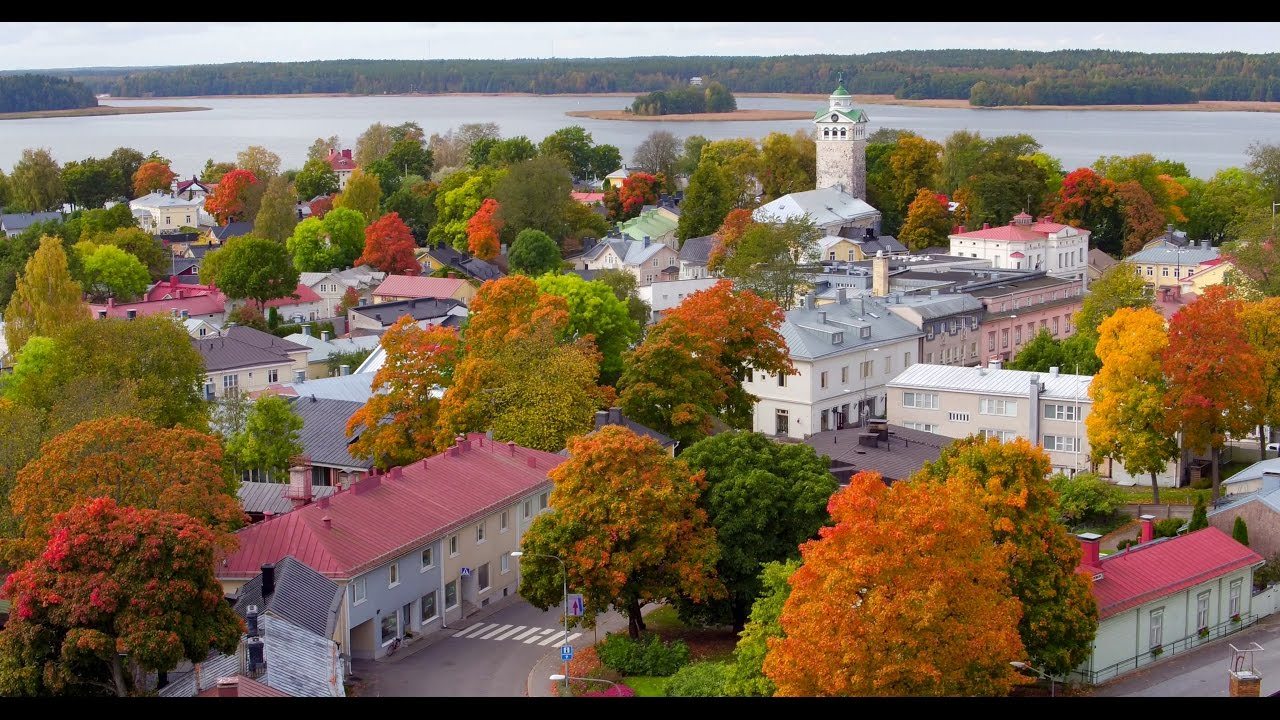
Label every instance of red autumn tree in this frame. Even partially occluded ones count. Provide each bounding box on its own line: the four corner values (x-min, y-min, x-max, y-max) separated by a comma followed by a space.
204, 168, 260, 225
1114, 180, 1167, 256
1053, 167, 1122, 254
0, 498, 244, 696
308, 195, 334, 219
762, 472, 1026, 696
3, 415, 243, 566
618, 172, 661, 218
466, 198, 503, 261
706, 208, 755, 273
337, 286, 361, 316
131, 161, 176, 198
1163, 284, 1266, 500
356, 212, 420, 274
346, 317, 460, 469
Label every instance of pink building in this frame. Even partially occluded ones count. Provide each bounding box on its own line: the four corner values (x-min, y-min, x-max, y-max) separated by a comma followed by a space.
968, 274, 1085, 366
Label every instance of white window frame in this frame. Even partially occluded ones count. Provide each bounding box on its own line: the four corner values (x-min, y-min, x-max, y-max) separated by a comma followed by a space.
981, 428, 1019, 442
1230, 579, 1242, 617
947, 411, 970, 423
539, 492, 549, 510
476, 522, 486, 544
388, 562, 399, 588
268, 368, 278, 384
820, 371, 828, 389
523, 500, 532, 519
1044, 404, 1079, 421
477, 562, 491, 592
1043, 435, 1079, 452
501, 554, 510, 574
979, 397, 1017, 417
1149, 608, 1164, 649
903, 421, 940, 433
1197, 591, 1211, 631
352, 577, 367, 605
420, 547, 434, 572
902, 391, 939, 410
449, 534, 459, 557
500, 510, 509, 533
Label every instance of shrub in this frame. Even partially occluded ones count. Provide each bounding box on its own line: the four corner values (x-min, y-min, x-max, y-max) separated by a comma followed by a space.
1154, 518, 1184, 538
1050, 471, 1124, 525
597, 632, 690, 677
582, 684, 636, 697
1191, 476, 1213, 490
1116, 538, 1138, 551
1254, 554, 1280, 592
1189, 493, 1208, 531
1233, 516, 1250, 546
664, 661, 731, 697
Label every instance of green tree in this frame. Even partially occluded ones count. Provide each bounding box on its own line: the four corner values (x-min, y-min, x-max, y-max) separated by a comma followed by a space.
959, 135, 1049, 226
77, 243, 150, 302
427, 166, 506, 251
632, 130, 682, 178
677, 159, 734, 242
384, 136, 434, 179
1049, 472, 1124, 526
718, 216, 820, 309
1076, 263, 1153, 338
101, 147, 147, 199
286, 206, 366, 272
83, 227, 167, 281
10, 147, 64, 212
508, 229, 562, 276
1189, 493, 1209, 531
293, 156, 340, 200
334, 168, 383, 225
355, 122, 395, 166
1233, 516, 1250, 546
201, 159, 236, 184
539, 126, 612, 180
594, 268, 651, 327
618, 322, 730, 447
236, 145, 281, 180
61, 157, 115, 209
200, 235, 300, 308
1222, 206, 1280, 298
535, 273, 641, 386
676, 135, 709, 176
939, 130, 986, 195
898, 187, 953, 252
253, 175, 299, 242
676, 432, 836, 631
1177, 168, 1267, 243
722, 559, 799, 697
757, 131, 816, 201
383, 180, 437, 239
4, 236, 86, 355
1246, 141, 1280, 203
494, 155, 573, 243
225, 395, 304, 479
470, 136, 538, 168
306, 135, 340, 163
1006, 329, 1068, 372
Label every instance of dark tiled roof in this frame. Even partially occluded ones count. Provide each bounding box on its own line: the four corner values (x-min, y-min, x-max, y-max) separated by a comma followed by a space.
233, 556, 344, 638
591, 409, 676, 449
211, 222, 254, 241
425, 245, 505, 281
237, 481, 338, 515
225, 325, 309, 353
678, 235, 714, 265
803, 423, 949, 484
350, 297, 464, 327
569, 268, 601, 281
195, 334, 296, 373
290, 397, 370, 470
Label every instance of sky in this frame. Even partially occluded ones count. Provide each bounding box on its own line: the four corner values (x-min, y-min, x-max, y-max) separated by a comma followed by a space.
2, 22, 1278, 71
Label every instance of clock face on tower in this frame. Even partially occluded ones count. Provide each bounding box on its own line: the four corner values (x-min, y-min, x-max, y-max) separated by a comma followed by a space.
830, 113, 839, 122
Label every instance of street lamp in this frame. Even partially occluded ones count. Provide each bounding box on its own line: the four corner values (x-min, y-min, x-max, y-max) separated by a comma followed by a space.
550, 674, 623, 696
511, 551, 569, 691
1010, 660, 1055, 697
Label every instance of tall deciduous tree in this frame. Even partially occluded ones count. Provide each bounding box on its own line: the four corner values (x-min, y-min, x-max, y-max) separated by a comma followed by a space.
1240, 297, 1280, 460
1114, 180, 1167, 256
200, 234, 300, 308
676, 432, 836, 631
763, 472, 1026, 696
1246, 141, 1280, 203
76, 242, 150, 302
306, 136, 340, 163
492, 155, 572, 242
618, 321, 730, 446
61, 157, 115, 209
1163, 285, 1265, 500
757, 131, 816, 202
1075, 262, 1152, 338
84, 227, 167, 281
334, 168, 383, 225
131, 160, 175, 198
427, 166, 506, 251
286, 206, 366, 272
1222, 206, 1280, 298
612, 171, 661, 222
898, 187, 953, 251
717, 216, 820, 309
252, 175, 299, 242
678, 158, 735, 242
347, 318, 459, 468
10, 147, 64, 212
204, 169, 260, 225
508, 228, 562, 276
632, 130, 682, 179
0, 498, 243, 697
356, 212, 419, 274
912, 436, 1098, 676
294, 157, 340, 201
706, 208, 755, 273
1088, 307, 1178, 504
236, 145, 281, 180
355, 122, 395, 166
225, 395, 304, 479
466, 198, 503, 261
723, 559, 798, 697
518, 426, 722, 638
3, 236, 86, 355
536, 273, 641, 386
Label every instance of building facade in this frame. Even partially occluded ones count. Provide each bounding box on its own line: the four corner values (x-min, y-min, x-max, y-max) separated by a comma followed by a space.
813, 74, 869, 201
949, 214, 1090, 282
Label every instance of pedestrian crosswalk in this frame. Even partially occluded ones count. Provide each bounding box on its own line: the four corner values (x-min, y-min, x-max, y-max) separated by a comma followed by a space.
452, 622, 581, 646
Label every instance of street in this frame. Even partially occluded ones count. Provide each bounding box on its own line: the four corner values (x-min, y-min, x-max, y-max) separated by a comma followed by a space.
1092, 614, 1280, 697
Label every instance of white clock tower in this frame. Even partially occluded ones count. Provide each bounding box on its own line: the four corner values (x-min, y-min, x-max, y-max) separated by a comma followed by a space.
814, 73, 870, 201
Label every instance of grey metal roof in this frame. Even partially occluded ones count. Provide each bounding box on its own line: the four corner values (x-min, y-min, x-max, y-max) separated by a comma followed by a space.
678, 235, 714, 265
299, 265, 387, 290
211, 222, 254, 241
1125, 241, 1220, 266
283, 333, 381, 363
569, 237, 668, 267
1089, 248, 1118, 271
754, 187, 879, 227
592, 409, 676, 449
780, 295, 922, 361
194, 328, 306, 373
158, 651, 241, 697
238, 481, 338, 515
1223, 458, 1280, 489
350, 297, 465, 326
892, 293, 986, 320
259, 614, 345, 697
887, 363, 1093, 401
1, 211, 62, 234
425, 245, 505, 281
289, 396, 371, 470
804, 423, 949, 483
281, 373, 375, 403
233, 556, 344, 639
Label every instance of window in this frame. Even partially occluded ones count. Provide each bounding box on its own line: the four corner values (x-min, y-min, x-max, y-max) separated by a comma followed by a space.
820, 371, 828, 389
501, 553, 510, 574
859, 326, 871, 339
477, 562, 491, 591
352, 577, 367, 605
203, 380, 216, 401
1230, 579, 1242, 617
902, 392, 939, 409
840, 366, 848, 383
903, 352, 912, 367
185, 214, 192, 224
821, 409, 830, 431
475, 522, 486, 544
421, 591, 438, 622
1001, 329, 1009, 349
1162, 266, 1170, 277
1149, 608, 1164, 649
445, 580, 458, 610
903, 422, 939, 433
1053, 316, 1060, 335
1015, 326, 1022, 345
389, 562, 399, 588
500, 510, 509, 533
988, 331, 996, 351
980, 429, 1019, 442
223, 374, 239, 395
948, 411, 970, 422
1196, 591, 1210, 631
979, 398, 1017, 417
421, 547, 434, 571
539, 492, 549, 510
1043, 435, 1079, 452
970, 342, 978, 358
523, 500, 532, 519
926, 352, 934, 364
860, 360, 873, 379
449, 535, 458, 556
381, 613, 399, 644
778, 373, 787, 387
775, 409, 789, 435
268, 368, 278, 384
1044, 404, 1079, 421
653, 258, 659, 267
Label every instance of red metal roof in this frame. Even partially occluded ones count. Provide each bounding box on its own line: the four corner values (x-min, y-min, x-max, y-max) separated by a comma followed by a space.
218, 433, 563, 580
262, 283, 323, 308
1080, 527, 1262, 620
1008, 251, 1025, 259
372, 275, 466, 300
571, 192, 605, 203
326, 149, 357, 172
197, 676, 292, 698
950, 224, 1047, 243
90, 293, 225, 319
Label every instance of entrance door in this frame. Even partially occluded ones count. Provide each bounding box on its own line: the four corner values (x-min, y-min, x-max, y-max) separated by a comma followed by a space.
775, 409, 789, 436
401, 603, 412, 636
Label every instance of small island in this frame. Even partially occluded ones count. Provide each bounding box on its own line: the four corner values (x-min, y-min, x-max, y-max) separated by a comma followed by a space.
0, 74, 209, 120
570, 80, 811, 122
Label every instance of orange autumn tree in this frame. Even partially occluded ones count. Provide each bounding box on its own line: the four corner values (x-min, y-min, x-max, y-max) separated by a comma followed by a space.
3, 416, 243, 566
204, 168, 259, 224
1163, 284, 1266, 500
618, 322, 733, 447
706, 208, 754, 273
346, 316, 460, 469
356, 212, 420, 274
131, 161, 176, 198
466, 198, 503, 261
763, 471, 1026, 696
517, 426, 722, 638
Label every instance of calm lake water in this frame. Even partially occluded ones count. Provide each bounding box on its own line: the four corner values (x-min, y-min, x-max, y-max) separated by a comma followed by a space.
3, 95, 1279, 179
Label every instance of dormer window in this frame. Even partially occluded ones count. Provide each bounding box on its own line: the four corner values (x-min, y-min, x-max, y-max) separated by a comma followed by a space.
831, 332, 844, 345
859, 326, 871, 339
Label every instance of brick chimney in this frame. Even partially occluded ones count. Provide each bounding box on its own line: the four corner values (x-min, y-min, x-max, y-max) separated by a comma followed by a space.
872, 250, 890, 297
1078, 532, 1102, 567
1140, 514, 1156, 544
287, 456, 313, 509
215, 677, 241, 697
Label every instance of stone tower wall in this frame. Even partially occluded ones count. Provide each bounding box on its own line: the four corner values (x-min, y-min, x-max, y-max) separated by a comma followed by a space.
816, 137, 867, 201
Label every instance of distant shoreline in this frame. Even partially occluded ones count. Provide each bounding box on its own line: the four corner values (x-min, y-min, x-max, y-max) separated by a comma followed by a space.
566, 108, 814, 122
0, 104, 211, 120
96, 92, 1280, 114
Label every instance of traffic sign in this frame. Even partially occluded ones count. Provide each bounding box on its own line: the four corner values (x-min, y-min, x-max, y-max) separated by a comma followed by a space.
567, 593, 585, 617
460, 567, 472, 577
561, 645, 574, 662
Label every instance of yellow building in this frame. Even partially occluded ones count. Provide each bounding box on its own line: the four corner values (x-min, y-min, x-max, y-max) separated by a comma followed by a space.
1124, 240, 1221, 292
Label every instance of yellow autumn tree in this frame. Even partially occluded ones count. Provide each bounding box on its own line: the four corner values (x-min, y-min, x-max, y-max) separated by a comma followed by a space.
1240, 297, 1280, 461
3, 236, 88, 355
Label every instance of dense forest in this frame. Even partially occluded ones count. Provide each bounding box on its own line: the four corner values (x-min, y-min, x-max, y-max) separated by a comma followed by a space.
631, 81, 737, 115
14, 50, 1280, 107
0, 74, 97, 113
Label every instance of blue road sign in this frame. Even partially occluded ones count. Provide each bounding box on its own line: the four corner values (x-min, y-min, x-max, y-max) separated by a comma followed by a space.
567, 593, 585, 617
561, 645, 574, 662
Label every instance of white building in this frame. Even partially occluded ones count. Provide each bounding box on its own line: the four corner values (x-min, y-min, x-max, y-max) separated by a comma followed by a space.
130, 192, 210, 235
637, 277, 720, 322
298, 266, 387, 319
813, 73, 869, 202
754, 187, 880, 237
948, 213, 1090, 282
566, 237, 679, 287
742, 290, 923, 439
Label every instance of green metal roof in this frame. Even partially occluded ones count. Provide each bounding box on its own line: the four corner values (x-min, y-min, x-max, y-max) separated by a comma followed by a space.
620, 209, 678, 241
832, 84, 850, 97
814, 107, 868, 123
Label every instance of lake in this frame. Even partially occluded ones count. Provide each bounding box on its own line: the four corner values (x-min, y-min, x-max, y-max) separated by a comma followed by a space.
3, 95, 1279, 179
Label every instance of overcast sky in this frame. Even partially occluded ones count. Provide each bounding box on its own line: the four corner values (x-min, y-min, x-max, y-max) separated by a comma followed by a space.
2, 22, 1277, 70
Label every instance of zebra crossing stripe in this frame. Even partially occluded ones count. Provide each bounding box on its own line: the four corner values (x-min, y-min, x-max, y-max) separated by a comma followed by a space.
538, 632, 566, 646
494, 625, 527, 641
565, 632, 582, 644
465, 623, 499, 638
480, 624, 513, 640
452, 622, 484, 638
524, 628, 555, 644
512, 627, 541, 641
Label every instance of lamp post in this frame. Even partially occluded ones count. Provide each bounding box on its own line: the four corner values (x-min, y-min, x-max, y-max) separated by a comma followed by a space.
1011, 660, 1055, 697
511, 551, 569, 692
550, 674, 622, 696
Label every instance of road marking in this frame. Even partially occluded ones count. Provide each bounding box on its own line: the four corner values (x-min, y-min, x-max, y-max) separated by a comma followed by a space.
524, 628, 555, 644
452, 622, 484, 638
538, 632, 566, 646
494, 625, 527, 641
480, 624, 513, 639
565, 632, 582, 644
465, 623, 499, 638
512, 627, 541, 640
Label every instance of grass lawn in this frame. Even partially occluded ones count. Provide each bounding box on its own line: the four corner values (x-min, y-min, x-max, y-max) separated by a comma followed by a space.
1112, 485, 1206, 506
643, 605, 738, 662
621, 676, 668, 696
1070, 511, 1132, 537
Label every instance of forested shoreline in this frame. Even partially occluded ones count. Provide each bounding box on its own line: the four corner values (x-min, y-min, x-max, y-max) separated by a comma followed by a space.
12, 50, 1280, 107
0, 74, 97, 113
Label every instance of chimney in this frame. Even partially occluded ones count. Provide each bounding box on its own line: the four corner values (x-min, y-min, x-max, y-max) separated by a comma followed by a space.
507, 441, 517, 457
322, 515, 332, 529
608, 407, 622, 424
246, 637, 265, 675
872, 250, 889, 297
321, 330, 331, 342
857, 433, 879, 448
1078, 532, 1102, 567
1140, 514, 1156, 544
177, 289, 185, 299
836, 288, 848, 305
982, 222, 991, 230
301, 323, 312, 337
287, 457, 313, 508
340, 364, 351, 376
643, 236, 651, 248
1049, 366, 1060, 377
526, 455, 537, 469
245, 604, 261, 637
818, 310, 827, 324
594, 410, 609, 429
989, 360, 1002, 370
215, 677, 241, 697
804, 292, 816, 311
107, 297, 115, 308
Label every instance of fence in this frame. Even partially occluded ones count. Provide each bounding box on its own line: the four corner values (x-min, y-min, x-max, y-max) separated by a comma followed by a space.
1070, 613, 1259, 686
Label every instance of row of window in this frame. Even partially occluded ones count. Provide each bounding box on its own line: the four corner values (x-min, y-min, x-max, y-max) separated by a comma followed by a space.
1149, 581, 1243, 650
1138, 264, 1198, 279
926, 343, 978, 365
202, 369, 281, 399
801, 352, 914, 390
997, 287, 1082, 313
988, 315, 1074, 351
